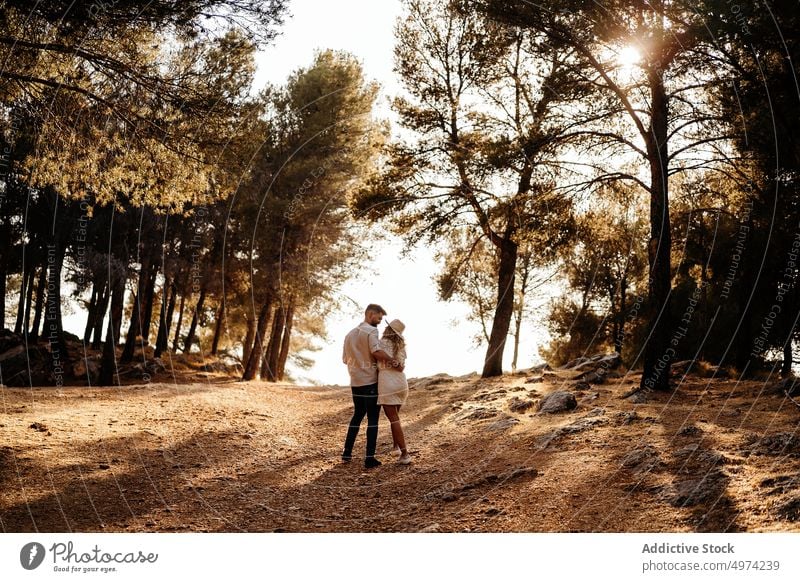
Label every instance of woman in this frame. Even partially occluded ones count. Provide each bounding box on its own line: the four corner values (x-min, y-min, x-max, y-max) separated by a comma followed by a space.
377, 319, 411, 464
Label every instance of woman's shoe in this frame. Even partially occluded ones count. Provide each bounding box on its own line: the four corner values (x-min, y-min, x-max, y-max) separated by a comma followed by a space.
392, 446, 402, 458
398, 453, 412, 465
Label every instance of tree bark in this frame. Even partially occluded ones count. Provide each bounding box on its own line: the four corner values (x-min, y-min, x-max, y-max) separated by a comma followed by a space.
243, 298, 273, 381
0, 260, 6, 332
172, 293, 186, 352
211, 299, 225, 355
183, 287, 206, 353
83, 280, 99, 343
639, 67, 673, 392
242, 315, 256, 368
99, 268, 126, 386
119, 291, 140, 363
781, 282, 798, 377
782, 338, 793, 377
482, 237, 518, 378
91, 280, 110, 350
511, 311, 522, 373
112, 292, 124, 347
121, 253, 152, 363
276, 298, 296, 381
0, 224, 7, 331
23, 266, 37, 337
154, 279, 174, 358
140, 261, 159, 347
259, 344, 270, 379
14, 262, 32, 334
263, 303, 285, 382
154, 285, 169, 359
29, 265, 47, 341
510, 258, 531, 372
164, 281, 177, 337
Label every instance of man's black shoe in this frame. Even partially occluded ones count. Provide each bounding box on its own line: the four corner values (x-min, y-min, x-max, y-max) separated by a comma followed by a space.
341, 454, 352, 463
365, 458, 382, 469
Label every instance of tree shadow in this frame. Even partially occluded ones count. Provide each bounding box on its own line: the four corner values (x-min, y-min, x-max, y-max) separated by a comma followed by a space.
227, 415, 558, 532
0, 428, 265, 532
596, 381, 744, 532
5, 374, 787, 533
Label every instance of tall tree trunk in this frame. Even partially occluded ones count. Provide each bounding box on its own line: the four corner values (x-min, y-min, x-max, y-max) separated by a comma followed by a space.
0, 263, 5, 332
121, 254, 152, 363
154, 280, 174, 358
43, 241, 72, 383
83, 280, 99, 343
276, 297, 296, 381
112, 294, 124, 347
259, 344, 270, 379
782, 338, 793, 378
29, 264, 47, 342
211, 300, 225, 355
482, 237, 518, 378
120, 292, 140, 363
91, 281, 110, 350
154, 284, 169, 359
86, 277, 107, 346
23, 266, 37, 336
242, 315, 256, 369
243, 298, 273, 381
99, 269, 126, 386
781, 283, 798, 377
140, 262, 159, 347
510, 260, 530, 372
164, 281, 177, 340
183, 287, 206, 353
172, 293, 186, 352
639, 68, 672, 392
511, 310, 522, 372
263, 304, 285, 382
14, 262, 32, 334
0, 216, 10, 331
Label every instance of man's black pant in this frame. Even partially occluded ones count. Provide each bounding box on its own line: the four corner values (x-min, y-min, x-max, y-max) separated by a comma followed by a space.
342, 383, 380, 459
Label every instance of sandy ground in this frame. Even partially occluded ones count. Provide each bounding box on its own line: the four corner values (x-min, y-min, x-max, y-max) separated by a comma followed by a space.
2, 368, 800, 532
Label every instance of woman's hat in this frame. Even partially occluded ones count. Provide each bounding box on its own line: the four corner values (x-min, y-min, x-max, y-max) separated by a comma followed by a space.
386, 319, 405, 338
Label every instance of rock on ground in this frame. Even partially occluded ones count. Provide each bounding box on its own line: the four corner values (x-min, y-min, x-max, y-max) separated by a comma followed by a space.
538, 391, 577, 413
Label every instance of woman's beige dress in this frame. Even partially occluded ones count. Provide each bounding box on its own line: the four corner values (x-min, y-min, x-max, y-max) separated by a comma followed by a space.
377, 339, 408, 406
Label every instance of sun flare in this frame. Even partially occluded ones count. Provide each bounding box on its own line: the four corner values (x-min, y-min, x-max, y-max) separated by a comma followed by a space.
617, 45, 642, 70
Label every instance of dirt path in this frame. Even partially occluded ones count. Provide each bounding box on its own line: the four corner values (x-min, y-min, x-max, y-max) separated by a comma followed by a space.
2, 371, 800, 532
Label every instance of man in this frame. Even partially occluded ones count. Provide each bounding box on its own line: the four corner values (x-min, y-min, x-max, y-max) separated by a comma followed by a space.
341, 303, 403, 469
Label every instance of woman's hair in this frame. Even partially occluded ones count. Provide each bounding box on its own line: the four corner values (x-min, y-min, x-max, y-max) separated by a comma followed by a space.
383, 325, 405, 353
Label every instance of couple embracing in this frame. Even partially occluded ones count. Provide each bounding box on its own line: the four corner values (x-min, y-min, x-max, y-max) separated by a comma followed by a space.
341, 304, 411, 469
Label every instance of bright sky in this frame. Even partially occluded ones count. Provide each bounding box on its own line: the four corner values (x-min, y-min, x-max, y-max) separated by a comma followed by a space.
253, 0, 548, 385
252, 0, 404, 111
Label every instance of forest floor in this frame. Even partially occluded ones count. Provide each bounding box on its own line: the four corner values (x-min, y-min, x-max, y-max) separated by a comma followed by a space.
3, 364, 800, 532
